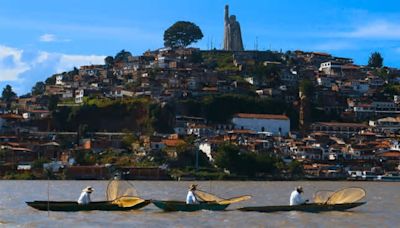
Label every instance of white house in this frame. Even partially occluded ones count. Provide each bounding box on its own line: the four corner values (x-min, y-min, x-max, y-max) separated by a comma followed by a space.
199, 142, 214, 161
231, 113, 290, 136
55, 74, 64, 85
75, 89, 84, 104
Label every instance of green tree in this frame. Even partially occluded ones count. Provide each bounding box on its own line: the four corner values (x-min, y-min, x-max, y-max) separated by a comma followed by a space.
31, 81, 45, 95
214, 143, 257, 176
114, 50, 132, 62
2, 85, 16, 102
190, 51, 203, 63
368, 52, 383, 68
164, 21, 203, 48
288, 160, 304, 176
2, 85, 16, 109
150, 102, 175, 133
121, 131, 137, 150
104, 56, 114, 67
48, 95, 59, 111
45, 75, 56, 85
299, 79, 314, 98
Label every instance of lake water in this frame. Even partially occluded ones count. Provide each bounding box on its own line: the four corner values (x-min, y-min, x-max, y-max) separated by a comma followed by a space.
0, 181, 398, 227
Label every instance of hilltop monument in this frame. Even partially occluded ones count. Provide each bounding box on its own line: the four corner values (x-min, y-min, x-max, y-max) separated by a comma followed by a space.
223, 5, 244, 51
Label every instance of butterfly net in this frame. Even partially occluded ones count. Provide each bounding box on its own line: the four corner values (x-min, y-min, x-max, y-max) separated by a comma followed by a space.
195, 190, 224, 202
195, 189, 251, 205
313, 190, 335, 204
106, 179, 138, 201
106, 180, 144, 207
325, 187, 366, 204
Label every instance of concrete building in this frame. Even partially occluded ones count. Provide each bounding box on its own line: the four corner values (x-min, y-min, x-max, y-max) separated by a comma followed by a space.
231, 113, 290, 136
369, 117, 400, 133
310, 122, 368, 137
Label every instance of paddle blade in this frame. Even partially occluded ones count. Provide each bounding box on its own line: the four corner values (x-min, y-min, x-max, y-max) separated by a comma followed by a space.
326, 187, 366, 204
195, 190, 223, 202
106, 180, 138, 201
112, 196, 145, 208
218, 195, 252, 205
313, 190, 335, 204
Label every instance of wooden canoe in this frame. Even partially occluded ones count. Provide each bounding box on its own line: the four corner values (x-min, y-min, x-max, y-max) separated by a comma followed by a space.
26, 200, 151, 212
238, 202, 366, 213
152, 200, 229, 212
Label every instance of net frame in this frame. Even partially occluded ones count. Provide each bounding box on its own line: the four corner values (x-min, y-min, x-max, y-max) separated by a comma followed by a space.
325, 187, 366, 204
195, 189, 251, 205
313, 190, 335, 204
106, 179, 138, 201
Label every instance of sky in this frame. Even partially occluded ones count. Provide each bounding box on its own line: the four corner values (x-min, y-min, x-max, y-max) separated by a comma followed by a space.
1, 0, 400, 95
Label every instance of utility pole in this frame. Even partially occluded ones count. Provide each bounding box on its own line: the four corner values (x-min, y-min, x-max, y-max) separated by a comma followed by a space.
195, 139, 200, 171
195, 148, 199, 171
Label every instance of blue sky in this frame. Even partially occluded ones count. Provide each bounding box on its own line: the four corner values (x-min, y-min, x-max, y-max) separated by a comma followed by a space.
1, 0, 400, 95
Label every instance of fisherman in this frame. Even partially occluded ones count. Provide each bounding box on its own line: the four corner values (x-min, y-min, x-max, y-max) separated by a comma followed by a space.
77, 186, 94, 205
186, 184, 199, 204
290, 186, 308, 206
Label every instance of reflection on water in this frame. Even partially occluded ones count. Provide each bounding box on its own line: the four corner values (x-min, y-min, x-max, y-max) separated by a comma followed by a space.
0, 181, 398, 227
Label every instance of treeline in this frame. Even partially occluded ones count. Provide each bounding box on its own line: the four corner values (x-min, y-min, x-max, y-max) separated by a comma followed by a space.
176, 94, 299, 127
214, 143, 303, 178
50, 94, 299, 133
52, 98, 152, 132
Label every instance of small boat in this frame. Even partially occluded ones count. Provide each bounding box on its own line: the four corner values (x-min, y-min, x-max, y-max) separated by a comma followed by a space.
152, 200, 229, 212
238, 202, 366, 213
374, 173, 400, 182
26, 200, 151, 212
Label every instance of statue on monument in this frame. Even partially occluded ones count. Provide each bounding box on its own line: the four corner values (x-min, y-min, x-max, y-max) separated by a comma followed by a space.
223, 5, 244, 51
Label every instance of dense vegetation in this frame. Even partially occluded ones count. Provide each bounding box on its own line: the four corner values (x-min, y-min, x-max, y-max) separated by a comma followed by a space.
52, 98, 152, 132
164, 21, 203, 48
176, 94, 299, 128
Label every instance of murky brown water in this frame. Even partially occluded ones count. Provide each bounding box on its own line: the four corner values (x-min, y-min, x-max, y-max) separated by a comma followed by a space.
0, 180, 398, 227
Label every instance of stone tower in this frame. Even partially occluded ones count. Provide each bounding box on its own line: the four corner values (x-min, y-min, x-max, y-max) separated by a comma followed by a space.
223, 5, 244, 51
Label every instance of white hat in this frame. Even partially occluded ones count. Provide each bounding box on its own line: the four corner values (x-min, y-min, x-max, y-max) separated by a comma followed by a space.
82, 186, 94, 193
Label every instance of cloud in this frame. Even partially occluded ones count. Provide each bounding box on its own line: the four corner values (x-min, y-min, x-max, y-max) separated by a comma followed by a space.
34, 51, 50, 64
341, 20, 400, 39
0, 45, 30, 81
39, 33, 56, 42
39, 33, 71, 42
0, 17, 159, 44
313, 41, 354, 51
0, 44, 105, 94
56, 54, 105, 72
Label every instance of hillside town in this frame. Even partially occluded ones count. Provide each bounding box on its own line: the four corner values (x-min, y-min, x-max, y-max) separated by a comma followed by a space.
1, 46, 399, 180
0, 5, 399, 181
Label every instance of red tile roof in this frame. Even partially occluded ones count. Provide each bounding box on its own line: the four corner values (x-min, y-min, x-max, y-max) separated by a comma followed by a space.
377, 151, 400, 158
162, 139, 186, 147
315, 122, 367, 128
0, 114, 23, 119
234, 113, 289, 120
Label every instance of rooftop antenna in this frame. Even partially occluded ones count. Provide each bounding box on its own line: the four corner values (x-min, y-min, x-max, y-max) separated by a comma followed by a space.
255, 36, 259, 51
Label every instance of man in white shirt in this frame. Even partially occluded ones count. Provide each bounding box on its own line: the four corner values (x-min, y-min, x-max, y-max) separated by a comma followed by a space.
78, 186, 94, 205
186, 184, 199, 204
290, 186, 308, 206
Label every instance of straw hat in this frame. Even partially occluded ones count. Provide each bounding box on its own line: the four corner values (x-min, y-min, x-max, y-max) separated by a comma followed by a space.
82, 186, 94, 193
189, 184, 197, 191
296, 186, 303, 193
